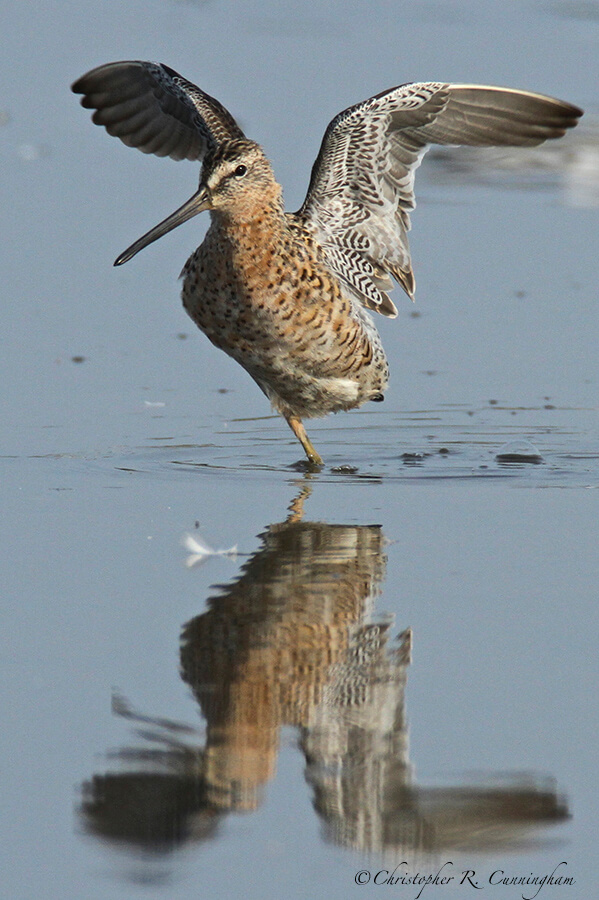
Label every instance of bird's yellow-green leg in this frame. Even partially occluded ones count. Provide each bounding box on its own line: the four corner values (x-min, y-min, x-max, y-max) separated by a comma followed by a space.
286, 415, 323, 466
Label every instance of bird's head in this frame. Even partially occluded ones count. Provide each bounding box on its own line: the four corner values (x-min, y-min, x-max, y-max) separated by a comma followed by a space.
114, 139, 281, 265
201, 139, 280, 213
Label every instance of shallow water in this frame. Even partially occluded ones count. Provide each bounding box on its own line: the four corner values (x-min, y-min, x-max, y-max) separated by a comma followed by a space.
2, 2, 598, 899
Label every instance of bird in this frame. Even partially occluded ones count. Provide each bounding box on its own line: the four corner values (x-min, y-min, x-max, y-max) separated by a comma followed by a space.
72, 62, 582, 465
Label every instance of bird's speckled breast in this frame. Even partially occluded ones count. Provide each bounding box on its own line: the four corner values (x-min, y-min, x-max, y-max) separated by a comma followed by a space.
180, 211, 389, 419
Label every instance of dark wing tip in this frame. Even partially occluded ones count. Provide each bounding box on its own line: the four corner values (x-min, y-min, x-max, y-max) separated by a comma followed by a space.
71, 60, 144, 96
72, 60, 243, 162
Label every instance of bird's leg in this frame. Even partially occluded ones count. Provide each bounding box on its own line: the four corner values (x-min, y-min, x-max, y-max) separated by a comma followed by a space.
285, 415, 323, 466
286, 482, 313, 523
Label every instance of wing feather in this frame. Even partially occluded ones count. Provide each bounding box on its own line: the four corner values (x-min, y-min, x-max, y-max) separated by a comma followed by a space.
300, 82, 582, 316
72, 60, 245, 162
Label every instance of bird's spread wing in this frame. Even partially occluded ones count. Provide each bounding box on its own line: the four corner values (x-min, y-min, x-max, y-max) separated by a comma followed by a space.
72, 61, 245, 161
299, 83, 582, 317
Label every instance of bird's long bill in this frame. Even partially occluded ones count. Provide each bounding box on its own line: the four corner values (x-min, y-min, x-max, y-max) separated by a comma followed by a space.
114, 186, 212, 266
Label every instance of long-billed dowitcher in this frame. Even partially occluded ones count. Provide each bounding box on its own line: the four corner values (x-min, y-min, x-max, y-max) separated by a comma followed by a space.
72, 63, 582, 465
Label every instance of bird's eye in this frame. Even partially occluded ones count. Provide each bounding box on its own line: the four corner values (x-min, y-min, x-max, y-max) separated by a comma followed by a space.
234, 164, 247, 178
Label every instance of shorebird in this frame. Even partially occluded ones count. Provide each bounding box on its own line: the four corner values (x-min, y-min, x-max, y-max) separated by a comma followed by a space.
72, 62, 582, 465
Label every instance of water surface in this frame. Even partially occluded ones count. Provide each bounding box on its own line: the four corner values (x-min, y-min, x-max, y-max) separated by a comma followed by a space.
1, 2, 597, 899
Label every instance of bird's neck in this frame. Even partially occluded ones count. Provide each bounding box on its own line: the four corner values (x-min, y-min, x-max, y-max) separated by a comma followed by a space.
211, 210, 290, 264
211, 182, 285, 228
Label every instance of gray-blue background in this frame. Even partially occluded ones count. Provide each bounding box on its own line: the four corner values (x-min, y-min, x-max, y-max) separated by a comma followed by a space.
2, 2, 597, 898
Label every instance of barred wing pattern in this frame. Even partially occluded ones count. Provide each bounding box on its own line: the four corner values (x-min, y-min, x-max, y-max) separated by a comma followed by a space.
299, 83, 582, 317
72, 61, 245, 162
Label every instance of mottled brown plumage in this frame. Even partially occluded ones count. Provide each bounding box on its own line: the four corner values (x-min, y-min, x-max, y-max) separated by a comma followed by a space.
181, 144, 388, 420
72, 62, 582, 464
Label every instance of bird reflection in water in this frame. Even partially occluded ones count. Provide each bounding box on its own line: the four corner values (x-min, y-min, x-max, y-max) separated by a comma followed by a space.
80, 484, 568, 857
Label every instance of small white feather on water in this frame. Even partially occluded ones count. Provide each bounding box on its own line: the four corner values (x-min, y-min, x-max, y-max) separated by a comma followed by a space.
183, 533, 238, 567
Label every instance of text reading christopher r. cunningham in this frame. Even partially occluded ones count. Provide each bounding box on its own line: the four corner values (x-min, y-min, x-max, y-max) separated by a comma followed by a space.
353, 861, 574, 899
